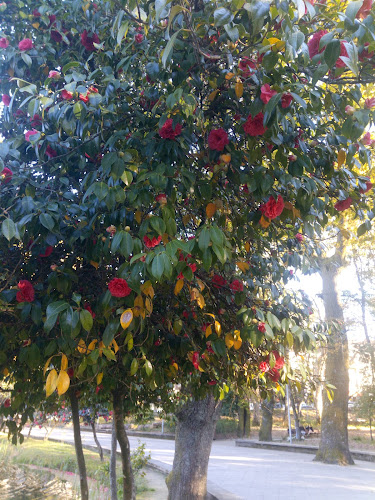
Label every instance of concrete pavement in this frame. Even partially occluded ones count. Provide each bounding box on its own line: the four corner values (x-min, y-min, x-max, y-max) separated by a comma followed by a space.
29, 427, 375, 499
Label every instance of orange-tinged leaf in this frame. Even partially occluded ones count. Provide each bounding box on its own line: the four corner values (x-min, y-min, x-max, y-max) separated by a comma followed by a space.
337, 149, 346, 167
172, 362, 178, 370
182, 214, 191, 225
99, 341, 104, 357
197, 278, 205, 291
43, 356, 53, 376
120, 309, 133, 329
259, 215, 271, 228
284, 201, 294, 210
32, 22, 40, 29
87, 340, 98, 353
61, 354, 68, 371
236, 261, 250, 272
145, 297, 153, 315
77, 339, 87, 354
197, 292, 205, 309
111, 339, 119, 354
235, 81, 243, 98
141, 281, 155, 298
133, 295, 144, 318
97, 372, 103, 385
245, 242, 250, 253
206, 203, 217, 218
174, 279, 184, 295
220, 154, 231, 163
90, 260, 99, 269
225, 72, 235, 80
205, 325, 213, 338
215, 320, 222, 335
56, 370, 70, 396
135, 210, 142, 224
225, 334, 234, 349
46, 369, 58, 397
208, 89, 219, 101
3, 368, 9, 376
205, 313, 216, 318
233, 337, 242, 350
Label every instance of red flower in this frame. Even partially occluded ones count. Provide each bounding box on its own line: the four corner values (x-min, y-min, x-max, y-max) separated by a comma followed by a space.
159, 119, 182, 140
51, 31, 63, 43
144, 235, 162, 248
270, 351, 285, 370
1, 167, 12, 184
208, 380, 217, 385
79, 93, 89, 104
238, 57, 256, 77
308, 30, 328, 58
365, 98, 375, 109
46, 145, 57, 158
281, 93, 293, 108
16, 280, 35, 303
135, 34, 144, 43
356, 0, 372, 19
84, 303, 96, 319
25, 129, 38, 142
32, 9, 41, 16
108, 278, 131, 297
192, 351, 199, 369
154, 339, 161, 346
48, 70, 61, 79
260, 84, 277, 104
95, 384, 103, 394
67, 368, 74, 378
31, 114, 42, 128
295, 233, 304, 242
336, 42, 348, 68
81, 30, 100, 51
0, 37, 9, 49
259, 361, 269, 373
260, 195, 284, 219
18, 38, 33, 51
39, 246, 53, 258
208, 128, 229, 151
359, 181, 373, 193
2, 94, 10, 106
3, 399, 11, 408
258, 322, 266, 333
155, 193, 167, 205
359, 43, 374, 61
334, 197, 352, 212
212, 274, 227, 288
189, 263, 197, 273
61, 89, 73, 100
243, 113, 266, 136
230, 280, 243, 292
268, 368, 280, 382
89, 86, 99, 93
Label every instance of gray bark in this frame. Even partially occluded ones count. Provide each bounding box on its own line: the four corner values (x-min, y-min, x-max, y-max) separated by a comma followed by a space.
237, 404, 251, 438
259, 395, 274, 441
290, 386, 301, 440
91, 419, 104, 462
167, 394, 221, 500
251, 395, 260, 426
110, 418, 118, 500
69, 390, 89, 500
315, 259, 354, 465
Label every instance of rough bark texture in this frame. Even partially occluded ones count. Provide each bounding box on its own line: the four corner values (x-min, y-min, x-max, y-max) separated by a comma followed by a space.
91, 420, 104, 462
113, 390, 135, 500
251, 399, 260, 427
259, 395, 274, 441
69, 390, 89, 500
315, 261, 354, 465
167, 395, 221, 500
290, 386, 301, 440
237, 405, 251, 438
110, 418, 118, 500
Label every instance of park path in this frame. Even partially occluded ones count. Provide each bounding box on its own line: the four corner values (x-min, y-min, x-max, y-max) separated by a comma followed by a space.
29, 427, 375, 500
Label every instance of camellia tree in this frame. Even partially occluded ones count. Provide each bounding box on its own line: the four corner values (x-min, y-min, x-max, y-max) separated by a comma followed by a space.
1, 0, 375, 498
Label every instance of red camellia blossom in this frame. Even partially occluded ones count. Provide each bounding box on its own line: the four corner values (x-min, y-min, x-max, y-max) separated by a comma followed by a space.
0, 37, 9, 49
230, 280, 244, 292
243, 112, 266, 136
260, 84, 277, 104
48, 70, 61, 79
207, 380, 217, 385
192, 351, 200, 370
334, 197, 352, 212
212, 274, 227, 288
108, 278, 131, 297
258, 322, 266, 333
268, 368, 280, 382
46, 145, 57, 158
159, 119, 182, 140
144, 235, 162, 248
295, 233, 304, 242
39, 246, 53, 258
135, 34, 144, 43
308, 30, 328, 58
365, 98, 375, 109
260, 195, 284, 219
2, 94, 10, 106
208, 128, 229, 151
61, 89, 73, 100
336, 42, 348, 68
95, 384, 103, 394
3, 399, 11, 408
25, 129, 38, 142
362, 132, 372, 146
16, 280, 35, 303
238, 57, 256, 77
1, 167, 13, 184
356, 0, 372, 19
271, 351, 285, 370
155, 193, 167, 205
79, 93, 89, 104
81, 30, 100, 51
84, 303, 96, 319
259, 361, 269, 373
360, 181, 373, 193
18, 38, 33, 51
281, 93, 293, 108
67, 368, 74, 378
31, 114, 42, 128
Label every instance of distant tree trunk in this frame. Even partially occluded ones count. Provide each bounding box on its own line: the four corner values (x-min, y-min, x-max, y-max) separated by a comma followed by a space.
110, 418, 118, 500
315, 259, 354, 465
91, 419, 104, 462
69, 390, 89, 500
290, 386, 301, 440
251, 397, 260, 427
259, 395, 274, 441
370, 416, 373, 442
237, 403, 251, 438
112, 390, 135, 500
166, 395, 221, 500
27, 422, 33, 439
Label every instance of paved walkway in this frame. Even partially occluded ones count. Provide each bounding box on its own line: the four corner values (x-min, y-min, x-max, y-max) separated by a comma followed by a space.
29, 427, 375, 499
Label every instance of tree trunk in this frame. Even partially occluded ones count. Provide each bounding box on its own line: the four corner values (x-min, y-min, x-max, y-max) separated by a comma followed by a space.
110, 418, 118, 500
69, 390, 89, 500
315, 260, 354, 465
112, 390, 135, 500
167, 394, 221, 500
290, 386, 301, 440
91, 420, 104, 462
251, 397, 260, 427
237, 404, 251, 438
259, 395, 274, 441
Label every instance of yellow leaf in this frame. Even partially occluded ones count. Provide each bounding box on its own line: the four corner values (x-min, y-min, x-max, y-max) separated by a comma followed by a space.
97, 372, 103, 385
120, 309, 134, 329
215, 320, 222, 336
111, 339, 119, 354
225, 72, 235, 80
145, 297, 153, 315
206, 203, 217, 218
3, 368, 9, 376
32, 22, 40, 29
233, 331, 242, 350
90, 260, 99, 269
196, 292, 205, 309
172, 362, 178, 371
205, 325, 213, 338
77, 339, 87, 354
43, 356, 53, 376
205, 313, 216, 318
133, 295, 145, 318
197, 278, 205, 291
46, 369, 58, 397
61, 354, 68, 371
208, 89, 219, 101
225, 334, 234, 349
135, 210, 142, 224
235, 81, 243, 98
236, 261, 250, 272
174, 279, 184, 296
337, 149, 346, 167
56, 370, 70, 396
141, 281, 154, 298
259, 215, 271, 228
99, 341, 104, 357
266, 37, 285, 51
220, 154, 231, 163
245, 242, 250, 252
87, 340, 98, 353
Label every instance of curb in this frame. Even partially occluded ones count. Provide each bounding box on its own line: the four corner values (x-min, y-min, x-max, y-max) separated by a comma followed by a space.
236, 439, 375, 463
80, 427, 176, 440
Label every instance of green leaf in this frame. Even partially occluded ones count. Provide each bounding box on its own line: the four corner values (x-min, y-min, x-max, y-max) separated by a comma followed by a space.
94, 182, 109, 201
357, 220, 371, 237
130, 358, 138, 376
264, 324, 274, 339
345, 0, 363, 21
44, 314, 58, 333
62, 61, 81, 73
103, 348, 116, 361
323, 40, 341, 69
224, 23, 239, 42
198, 228, 211, 251
214, 7, 232, 26
111, 230, 124, 253
2, 219, 16, 241
144, 359, 153, 376
151, 253, 165, 280
103, 321, 118, 347
162, 30, 180, 68
120, 232, 134, 257
150, 216, 166, 235
80, 309, 93, 332
39, 213, 55, 231
46, 301, 69, 318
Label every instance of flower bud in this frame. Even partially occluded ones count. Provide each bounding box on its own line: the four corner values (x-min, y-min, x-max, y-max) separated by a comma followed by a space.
345, 105, 355, 115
